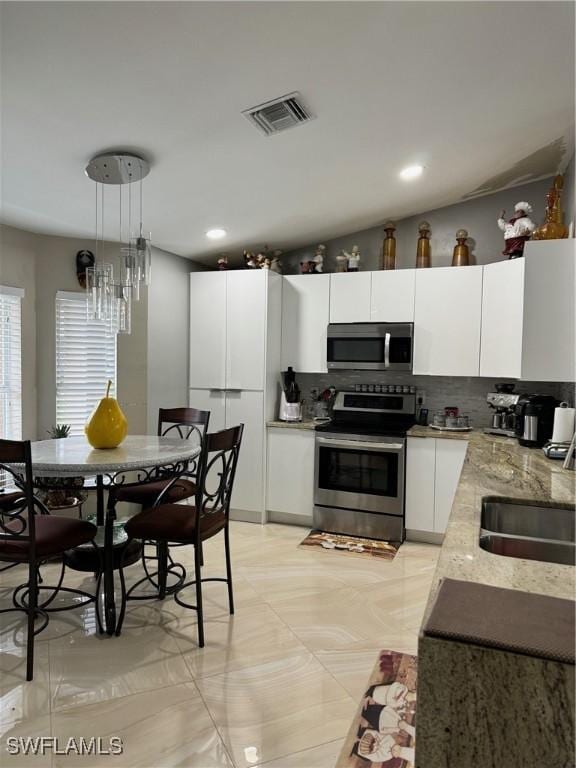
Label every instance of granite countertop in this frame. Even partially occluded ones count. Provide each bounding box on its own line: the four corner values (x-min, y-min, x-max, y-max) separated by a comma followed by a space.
408, 424, 475, 441
267, 419, 320, 430
8, 436, 200, 477
421, 430, 575, 624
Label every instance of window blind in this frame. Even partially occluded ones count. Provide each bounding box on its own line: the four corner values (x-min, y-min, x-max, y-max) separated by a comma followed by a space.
55, 291, 117, 436
0, 286, 24, 441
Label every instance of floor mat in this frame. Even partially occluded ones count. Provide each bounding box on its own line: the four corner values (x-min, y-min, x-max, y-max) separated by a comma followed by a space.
336, 649, 418, 768
299, 529, 398, 560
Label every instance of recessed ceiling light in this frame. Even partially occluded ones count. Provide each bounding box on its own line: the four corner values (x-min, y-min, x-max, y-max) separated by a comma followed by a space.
399, 164, 424, 180
206, 228, 227, 240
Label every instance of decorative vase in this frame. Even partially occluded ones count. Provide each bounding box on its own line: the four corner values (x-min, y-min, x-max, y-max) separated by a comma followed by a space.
452, 229, 470, 266
532, 175, 569, 241
381, 222, 397, 270
85, 380, 128, 449
416, 221, 431, 268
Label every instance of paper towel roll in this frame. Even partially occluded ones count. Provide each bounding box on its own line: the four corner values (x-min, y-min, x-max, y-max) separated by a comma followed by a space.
552, 405, 576, 444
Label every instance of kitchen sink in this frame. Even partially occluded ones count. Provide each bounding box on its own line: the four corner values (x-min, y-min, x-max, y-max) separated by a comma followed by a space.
479, 497, 576, 566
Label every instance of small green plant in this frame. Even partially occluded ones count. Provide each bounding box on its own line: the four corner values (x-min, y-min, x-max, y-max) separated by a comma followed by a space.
48, 424, 71, 439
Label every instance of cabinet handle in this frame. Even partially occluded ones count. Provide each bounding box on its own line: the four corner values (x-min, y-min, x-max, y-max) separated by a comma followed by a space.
384, 332, 391, 368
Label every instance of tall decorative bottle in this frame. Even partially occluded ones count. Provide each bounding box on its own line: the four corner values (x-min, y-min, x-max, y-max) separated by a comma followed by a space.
381, 222, 397, 270
416, 221, 431, 268
532, 175, 569, 240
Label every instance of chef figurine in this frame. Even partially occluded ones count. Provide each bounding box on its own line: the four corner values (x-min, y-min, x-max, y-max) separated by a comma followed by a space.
217, 254, 228, 270
313, 244, 326, 273
344, 244, 361, 272
497, 202, 535, 259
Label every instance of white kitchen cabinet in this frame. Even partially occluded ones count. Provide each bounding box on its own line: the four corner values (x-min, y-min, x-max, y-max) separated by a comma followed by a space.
225, 390, 265, 515
226, 270, 267, 390
189, 273, 226, 389
413, 266, 483, 376
330, 272, 372, 323
405, 437, 468, 538
521, 240, 575, 382
405, 437, 436, 532
189, 270, 278, 391
188, 387, 226, 431
433, 439, 467, 534
479, 242, 575, 381
189, 388, 265, 517
266, 428, 315, 520
480, 259, 524, 378
370, 270, 416, 322
281, 274, 330, 373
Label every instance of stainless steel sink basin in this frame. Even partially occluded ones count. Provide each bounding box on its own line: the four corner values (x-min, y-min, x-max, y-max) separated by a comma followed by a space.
479, 497, 576, 566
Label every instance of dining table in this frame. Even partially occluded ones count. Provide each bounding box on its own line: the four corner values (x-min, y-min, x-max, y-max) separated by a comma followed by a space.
8, 435, 201, 636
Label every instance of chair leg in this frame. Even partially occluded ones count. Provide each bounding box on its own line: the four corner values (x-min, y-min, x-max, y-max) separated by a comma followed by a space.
224, 525, 234, 616
198, 541, 204, 567
194, 544, 205, 648
26, 560, 38, 682
157, 542, 168, 601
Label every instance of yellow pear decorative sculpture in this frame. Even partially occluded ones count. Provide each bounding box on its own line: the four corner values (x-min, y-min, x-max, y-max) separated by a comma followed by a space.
85, 380, 128, 449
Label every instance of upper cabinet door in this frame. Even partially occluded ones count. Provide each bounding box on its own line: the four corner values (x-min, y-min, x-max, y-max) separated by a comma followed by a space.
282, 275, 330, 373
370, 270, 416, 322
480, 260, 524, 378
329, 272, 372, 323
226, 270, 267, 390
521, 240, 575, 382
413, 266, 483, 376
189, 272, 226, 389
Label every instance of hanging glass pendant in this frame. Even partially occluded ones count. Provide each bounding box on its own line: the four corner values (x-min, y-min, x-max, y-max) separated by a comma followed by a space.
85, 151, 151, 335
110, 282, 132, 335
86, 263, 114, 322
132, 232, 152, 286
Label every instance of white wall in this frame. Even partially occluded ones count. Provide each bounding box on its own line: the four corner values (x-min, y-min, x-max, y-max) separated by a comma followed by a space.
0, 224, 37, 439
146, 248, 202, 431
0, 224, 195, 441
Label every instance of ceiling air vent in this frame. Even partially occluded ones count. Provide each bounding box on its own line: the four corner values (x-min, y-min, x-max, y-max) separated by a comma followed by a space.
243, 92, 314, 136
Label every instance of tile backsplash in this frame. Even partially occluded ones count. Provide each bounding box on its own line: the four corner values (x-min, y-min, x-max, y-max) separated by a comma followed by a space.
296, 372, 572, 428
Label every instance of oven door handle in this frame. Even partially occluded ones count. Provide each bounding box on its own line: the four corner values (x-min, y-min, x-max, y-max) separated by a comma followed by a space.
384, 332, 391, 368
316, 437, 404, 452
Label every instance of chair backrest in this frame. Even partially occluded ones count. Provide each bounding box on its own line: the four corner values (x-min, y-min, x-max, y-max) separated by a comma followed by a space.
196, 424, 244, 523
0, 439, 36, 554
158, 407, 210, 443
158, 407, 210, 480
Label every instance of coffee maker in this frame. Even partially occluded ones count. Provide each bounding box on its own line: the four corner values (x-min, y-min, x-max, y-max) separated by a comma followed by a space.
485, 390, 520, 437
515, 394, 558, 447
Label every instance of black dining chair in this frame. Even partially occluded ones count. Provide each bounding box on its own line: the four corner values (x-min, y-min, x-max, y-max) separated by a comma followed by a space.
0, 439, 98, 680
119, 425, 244, 646
112, 407, 210, 598
112, 407, 210, 509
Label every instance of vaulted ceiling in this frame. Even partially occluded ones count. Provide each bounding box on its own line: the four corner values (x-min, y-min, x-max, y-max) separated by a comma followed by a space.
1, 1, 573, 264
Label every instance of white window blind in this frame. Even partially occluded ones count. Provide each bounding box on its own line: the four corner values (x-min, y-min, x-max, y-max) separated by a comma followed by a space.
0, 286, 24, 441
56, 291, 117, 436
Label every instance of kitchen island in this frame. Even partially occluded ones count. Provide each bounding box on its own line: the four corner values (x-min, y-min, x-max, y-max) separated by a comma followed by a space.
414, 429, 575, 767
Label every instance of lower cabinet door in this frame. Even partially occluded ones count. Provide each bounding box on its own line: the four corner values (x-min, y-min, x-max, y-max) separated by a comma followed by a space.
266, 429, 315, 519
405, 437, 435, 532
225, 390, 264, 516
433, 439, 467, 534
188, 388, 226, 431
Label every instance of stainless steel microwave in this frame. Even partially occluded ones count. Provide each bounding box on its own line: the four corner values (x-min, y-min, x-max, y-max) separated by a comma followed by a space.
327, 323, 413, 371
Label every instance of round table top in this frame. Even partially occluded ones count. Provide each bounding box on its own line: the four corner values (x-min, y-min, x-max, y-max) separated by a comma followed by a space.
12, 435, 201, 477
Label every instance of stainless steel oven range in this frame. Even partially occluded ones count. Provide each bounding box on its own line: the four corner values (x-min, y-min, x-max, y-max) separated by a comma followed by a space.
313, 389, 416, 542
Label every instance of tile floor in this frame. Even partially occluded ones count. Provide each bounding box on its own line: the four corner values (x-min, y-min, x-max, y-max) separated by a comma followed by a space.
0, 522, 439, 768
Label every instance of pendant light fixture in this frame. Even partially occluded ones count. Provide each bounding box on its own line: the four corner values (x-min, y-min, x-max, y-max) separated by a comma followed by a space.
85, 151, 151, 335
